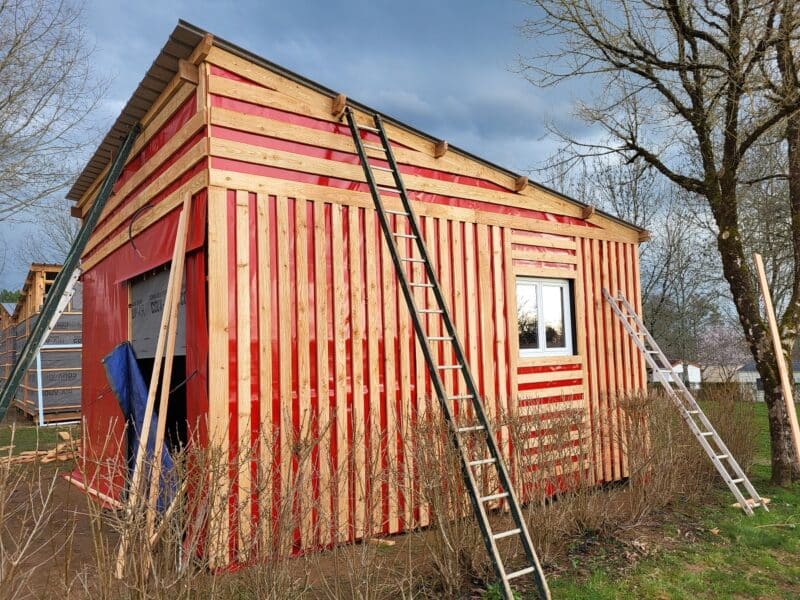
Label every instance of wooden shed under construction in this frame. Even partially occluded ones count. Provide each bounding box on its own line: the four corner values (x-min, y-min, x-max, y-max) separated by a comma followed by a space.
70, 21, 647, 567
7, 264, 83, 424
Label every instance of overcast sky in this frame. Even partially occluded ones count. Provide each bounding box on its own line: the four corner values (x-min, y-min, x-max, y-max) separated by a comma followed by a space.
0, 0, 587, 290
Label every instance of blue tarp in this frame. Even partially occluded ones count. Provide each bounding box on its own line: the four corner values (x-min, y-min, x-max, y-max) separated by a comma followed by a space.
102, 341, 176, 512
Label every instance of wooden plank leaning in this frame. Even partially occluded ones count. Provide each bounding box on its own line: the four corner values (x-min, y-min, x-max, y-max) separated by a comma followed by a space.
145, 192, 193, 539
114, 193, 192, 579
754, 252, 800, 470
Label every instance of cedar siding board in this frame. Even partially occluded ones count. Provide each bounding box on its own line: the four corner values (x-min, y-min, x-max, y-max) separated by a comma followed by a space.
74, 29, 646, 567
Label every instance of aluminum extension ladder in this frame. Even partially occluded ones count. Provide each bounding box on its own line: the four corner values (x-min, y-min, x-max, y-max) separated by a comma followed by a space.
345, 107, 550, 600
603, 289, 768, 515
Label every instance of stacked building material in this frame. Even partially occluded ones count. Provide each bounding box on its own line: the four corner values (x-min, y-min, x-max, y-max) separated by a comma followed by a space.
0, 303, 15, 390
10, 264, 83, 424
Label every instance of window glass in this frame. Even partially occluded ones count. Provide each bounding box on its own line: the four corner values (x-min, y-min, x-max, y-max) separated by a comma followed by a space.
517, 282, 539, 351
542, 285, 565, 348
516, 277, 573, 357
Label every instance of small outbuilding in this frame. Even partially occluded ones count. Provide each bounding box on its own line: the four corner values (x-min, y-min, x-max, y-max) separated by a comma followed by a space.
7, 264, 83, 424
70, 22, 648, 567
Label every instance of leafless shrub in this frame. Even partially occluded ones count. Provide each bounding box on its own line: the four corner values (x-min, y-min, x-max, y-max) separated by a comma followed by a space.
0, 428, 76, 600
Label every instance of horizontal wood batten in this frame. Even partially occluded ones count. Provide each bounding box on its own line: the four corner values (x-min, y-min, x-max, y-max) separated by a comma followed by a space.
202, 51, 641, 239
208, 169, 640, 242
84, 125, 207, 256
81, 170, 208, 271
76, 83, 198, 213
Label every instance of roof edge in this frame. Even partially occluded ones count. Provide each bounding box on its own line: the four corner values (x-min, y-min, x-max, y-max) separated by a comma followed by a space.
68, 20, 647, 236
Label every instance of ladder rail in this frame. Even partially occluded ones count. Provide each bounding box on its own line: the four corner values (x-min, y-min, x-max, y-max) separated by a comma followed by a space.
612, 292, 761, 495
0, 125, 141, 420
377, 113, 548, 596
603, 288, 766, 514
345, 109, 550, 600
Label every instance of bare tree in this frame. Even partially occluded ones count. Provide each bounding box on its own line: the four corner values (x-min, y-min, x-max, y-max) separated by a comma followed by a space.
546, 155, 722, 362
519, 0, 800, 483
14, 199, 79, 266
0, 0, 105, 222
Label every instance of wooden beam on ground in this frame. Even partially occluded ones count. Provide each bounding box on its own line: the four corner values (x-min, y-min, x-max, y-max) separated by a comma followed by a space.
434, 140, 448, 158
581, 205, 595, 220
331, 93, 347, 120
64, 475, 123, 509
754, 253, 800, 470
514, 175, 528, 192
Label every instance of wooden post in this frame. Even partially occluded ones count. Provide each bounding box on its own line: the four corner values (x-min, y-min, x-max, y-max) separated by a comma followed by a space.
145, 192, 193, 538
114, 199, 191, 579
754, 252, 800, 469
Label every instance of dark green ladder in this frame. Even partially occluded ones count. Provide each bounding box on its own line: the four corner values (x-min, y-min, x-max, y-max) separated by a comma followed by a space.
345, 108, 550, 600
0, 126, 140, 420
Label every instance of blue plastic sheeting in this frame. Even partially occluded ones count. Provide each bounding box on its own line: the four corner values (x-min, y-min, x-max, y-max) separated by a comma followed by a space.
102, 341, 176, 512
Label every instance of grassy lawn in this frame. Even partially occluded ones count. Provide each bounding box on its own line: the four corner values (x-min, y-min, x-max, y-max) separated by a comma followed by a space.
549, 403, 800, 599
0, 421, 79, 454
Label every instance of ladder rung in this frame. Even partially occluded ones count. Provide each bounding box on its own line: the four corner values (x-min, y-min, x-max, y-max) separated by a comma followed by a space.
419, 308, 443, 314
410, 282, 434, 288
392, 233, 416, 239
493, 528, 521, 540
427, 336, 453, 341
378, 186, 399, 194
730, 478, 744, 484
449, 394, 473, 400
360, 125, 380, 133
700, 432, 714, 437
363, 143, 385, 152
687, 410, 700, 415
468, 457, 496, 466
716, 454, 729, 460
386, 209, 408, 216
400, 257, 426, 263
370, 165, 393, 172
457, 425, 485, 434
507, 566, 536, 581
480, 492, 509, 503
438, 365, 461, 370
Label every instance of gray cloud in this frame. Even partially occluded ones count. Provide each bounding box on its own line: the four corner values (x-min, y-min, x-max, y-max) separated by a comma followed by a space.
0, 0, 590, 288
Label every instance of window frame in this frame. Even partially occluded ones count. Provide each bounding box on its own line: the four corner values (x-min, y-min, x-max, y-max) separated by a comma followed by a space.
515, 276, 574, 358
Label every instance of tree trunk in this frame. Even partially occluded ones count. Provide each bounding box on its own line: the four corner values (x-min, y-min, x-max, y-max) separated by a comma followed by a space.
756, 358, 800, 485
710, 184, 800, 484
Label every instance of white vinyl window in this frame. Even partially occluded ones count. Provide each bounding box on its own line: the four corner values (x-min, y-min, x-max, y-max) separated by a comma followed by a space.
516, 277, 573, 357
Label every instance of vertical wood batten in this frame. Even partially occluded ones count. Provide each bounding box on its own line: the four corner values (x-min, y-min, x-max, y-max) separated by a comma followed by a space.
313, 200, 331, 546
363, 210, 381, 533
330, 204, 349, 542
255, 192, 271, 548
234, 190, 252, 554
276, 195, 292, 538
380, 214, 399, 533
295, 200, 313, 545
207, 186, 230, 567
347, 207, 366, 538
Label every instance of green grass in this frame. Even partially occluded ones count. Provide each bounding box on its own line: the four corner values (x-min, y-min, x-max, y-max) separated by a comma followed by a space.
548, 403, 800, 599
0, 422, 79, 454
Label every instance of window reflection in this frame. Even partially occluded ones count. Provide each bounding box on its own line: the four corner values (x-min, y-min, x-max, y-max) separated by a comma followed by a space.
517, 282, 539, 350
542, 285, 565, 348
